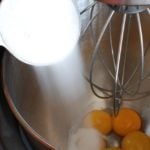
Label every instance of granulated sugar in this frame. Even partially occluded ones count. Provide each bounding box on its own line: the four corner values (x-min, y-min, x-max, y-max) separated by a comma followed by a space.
68, 128, 106, 150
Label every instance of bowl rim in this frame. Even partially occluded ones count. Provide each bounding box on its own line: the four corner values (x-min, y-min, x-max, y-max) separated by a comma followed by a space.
1, 51, 56, 150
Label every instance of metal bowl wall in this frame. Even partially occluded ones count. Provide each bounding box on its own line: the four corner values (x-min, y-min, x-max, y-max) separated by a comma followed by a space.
2, 49, 98, 150
2, 1, 150, 150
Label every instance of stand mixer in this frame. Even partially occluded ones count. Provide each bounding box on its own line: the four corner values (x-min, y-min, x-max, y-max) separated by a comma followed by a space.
80, 0, 150, 115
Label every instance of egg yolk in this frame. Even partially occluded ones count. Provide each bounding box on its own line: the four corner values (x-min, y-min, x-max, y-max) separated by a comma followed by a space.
122, 131, 150, 150
83, 110, 112, 134
112, 107, 141, 136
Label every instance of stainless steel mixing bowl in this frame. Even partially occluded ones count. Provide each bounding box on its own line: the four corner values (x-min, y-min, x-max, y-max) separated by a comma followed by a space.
2, 1, 150, 150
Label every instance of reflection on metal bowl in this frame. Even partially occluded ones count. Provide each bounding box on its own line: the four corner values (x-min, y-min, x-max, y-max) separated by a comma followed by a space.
2, 2, 150, 150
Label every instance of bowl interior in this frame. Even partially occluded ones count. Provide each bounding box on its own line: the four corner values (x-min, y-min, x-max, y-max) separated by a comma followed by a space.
2, 2, 150, 150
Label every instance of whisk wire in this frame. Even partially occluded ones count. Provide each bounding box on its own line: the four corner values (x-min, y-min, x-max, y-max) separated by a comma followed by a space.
80, 1, 97, 15
89, 10, 115, 99
109, 21, 117, 71
114, 13, 127, 115
124, 13, 145, 96
80, 2, 150, 114
136, 13, 144, 80
123, 41, 150, 96
81, 10, 100, 37
147, 8, 150, 15
121, 15, 132, 86
90, 3, 97, 46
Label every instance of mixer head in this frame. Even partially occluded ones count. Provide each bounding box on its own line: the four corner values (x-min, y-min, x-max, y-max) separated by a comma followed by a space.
97, 0, 150, 5
80, 0, 150, 115
98, 0, 150, 14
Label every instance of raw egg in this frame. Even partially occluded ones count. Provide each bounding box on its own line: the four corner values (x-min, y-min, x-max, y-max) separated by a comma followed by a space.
122, 131, 150, 150
83, 110, 112, 134
112, 107, 141, 136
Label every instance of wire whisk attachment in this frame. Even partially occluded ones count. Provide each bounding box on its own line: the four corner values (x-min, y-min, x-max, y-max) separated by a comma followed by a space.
80, 1, 150, 115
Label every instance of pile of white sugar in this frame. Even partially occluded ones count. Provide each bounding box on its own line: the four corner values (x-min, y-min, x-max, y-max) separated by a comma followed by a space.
67, 128, 106, 150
